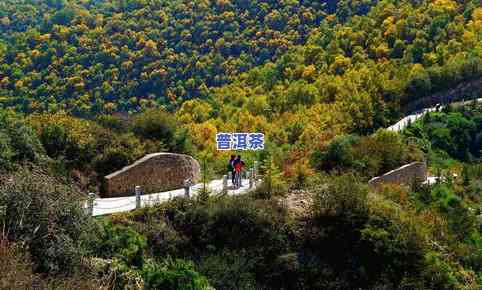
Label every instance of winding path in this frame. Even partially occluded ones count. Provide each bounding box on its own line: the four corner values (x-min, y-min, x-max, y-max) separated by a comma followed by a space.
387, 107, 438, 132
90, 178, 255, 216
388, 98, 482, 132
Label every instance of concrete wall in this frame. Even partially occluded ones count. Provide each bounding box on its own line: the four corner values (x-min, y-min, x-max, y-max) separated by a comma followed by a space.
103, 153, 200, 197
368, 162, 427, 188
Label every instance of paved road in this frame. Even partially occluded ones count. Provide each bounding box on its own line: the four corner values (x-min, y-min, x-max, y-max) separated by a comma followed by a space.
387, 108, 437, 132
388, 98, 482, 132
387, 99, 482, 183
90, 178, 255, 216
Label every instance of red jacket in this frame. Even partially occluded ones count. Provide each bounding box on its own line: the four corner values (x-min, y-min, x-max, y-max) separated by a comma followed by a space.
234, 160, 244, 172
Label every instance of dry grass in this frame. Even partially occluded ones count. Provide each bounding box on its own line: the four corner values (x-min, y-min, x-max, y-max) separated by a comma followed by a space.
0, 232, 108, 290
0, 231, 39, 290
277, 190, 314, 220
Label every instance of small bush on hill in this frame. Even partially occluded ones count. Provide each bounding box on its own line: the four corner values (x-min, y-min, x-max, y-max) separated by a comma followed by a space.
131, 109, 192, 154
0, 234, 39, 289
404, 107, 482, 161
141, 257, 211, 290
0, 109, 45, 170
197, 249, 261, 290
312, 130, 422, 178
0, 235, 101, 290
254, 155, 289, 198
28, 112, 98, 170
0, 167, 96, 275
95, 219, 147, 267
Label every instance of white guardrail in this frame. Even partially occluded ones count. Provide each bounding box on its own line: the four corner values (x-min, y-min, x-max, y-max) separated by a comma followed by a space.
87, 169, 260, 217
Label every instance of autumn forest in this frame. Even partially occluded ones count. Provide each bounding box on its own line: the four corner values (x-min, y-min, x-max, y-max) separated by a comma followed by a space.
0, 0, 481, 289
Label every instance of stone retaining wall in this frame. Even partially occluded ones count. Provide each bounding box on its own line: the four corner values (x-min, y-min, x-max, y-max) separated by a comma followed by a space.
368, 162, 427, 188
103, 153, 200, 197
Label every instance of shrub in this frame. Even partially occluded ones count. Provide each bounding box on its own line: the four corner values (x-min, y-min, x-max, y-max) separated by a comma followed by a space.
370, 129, 410, 174
207, 197, 289, 254
359, 197, 427, 284
197, 250, 261, 290
312, 131, 419, 178
309, 174, 428, 288
101, 258, 145, 290
132, 196, 290, 288
95, 219, 147, 267
141, 257, 211, 290
93, 130, 146, 175
421, 251, 459, 290
311, 134, 358, 171
0, 110, 45, 170
0, 167, 96, 275
0, 235, 38, 289
94, 147, 132, 178
28, 112, 97, 169
405, 109, 482, 161
313, 173, 369, 223
289, 159, 315, 190
146, 221, 187, 259
254, 158, 288, 198
0, 235, 100, 290
131, 109, 191, 153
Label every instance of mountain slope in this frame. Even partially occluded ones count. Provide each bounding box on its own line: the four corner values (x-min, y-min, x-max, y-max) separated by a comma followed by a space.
198, 0, 482, 142
0, 0, 379, 115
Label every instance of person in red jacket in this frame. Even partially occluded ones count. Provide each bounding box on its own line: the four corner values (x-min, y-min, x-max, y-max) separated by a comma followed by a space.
233, 155, 245, 188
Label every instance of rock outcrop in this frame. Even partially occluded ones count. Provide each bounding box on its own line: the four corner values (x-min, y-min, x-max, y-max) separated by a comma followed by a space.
368, 162, 427, 188
103, 153, 200, 197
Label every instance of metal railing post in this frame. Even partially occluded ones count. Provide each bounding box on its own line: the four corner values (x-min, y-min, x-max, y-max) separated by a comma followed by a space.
222, 174, 228, 194
184, 179, 191, 198
135, 186, 142, 209
88, 192, 95, 216
249, 169, 254, 189
254, 161, 258, 179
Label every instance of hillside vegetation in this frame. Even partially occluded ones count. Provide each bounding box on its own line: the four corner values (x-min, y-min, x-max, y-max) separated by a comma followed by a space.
0, 0, 381, 114
0, 0, 479, 124
202, 0, 481, 139
174, 0, 481, 172
0, 0, 482, 289
1, 104, 481, 289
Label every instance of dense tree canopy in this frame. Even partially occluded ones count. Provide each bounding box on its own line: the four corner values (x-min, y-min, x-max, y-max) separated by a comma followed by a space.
0, 0, 381, 114
0, 0, 480, 179
173, 0, 481, 167
404, 104, 482, 161
1, 1, 482, 289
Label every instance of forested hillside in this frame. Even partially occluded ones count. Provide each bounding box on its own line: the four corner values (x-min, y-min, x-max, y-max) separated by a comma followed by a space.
204, 0, 481, 137
1, 105, 482, 289
171, 0, 481, 169
1, 0, 482, 289
0, 0, 380, 114
1, 0, 479, 144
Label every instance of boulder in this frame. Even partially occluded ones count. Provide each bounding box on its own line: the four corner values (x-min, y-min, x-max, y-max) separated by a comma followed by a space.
368, 161, 427, 188
103, 153, 200, 197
